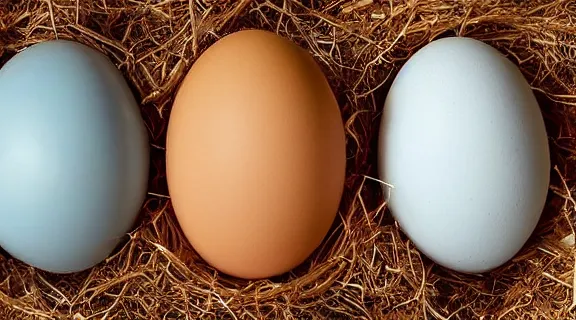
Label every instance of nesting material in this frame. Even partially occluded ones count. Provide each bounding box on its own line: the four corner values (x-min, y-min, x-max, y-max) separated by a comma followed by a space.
0, 0, 575, 319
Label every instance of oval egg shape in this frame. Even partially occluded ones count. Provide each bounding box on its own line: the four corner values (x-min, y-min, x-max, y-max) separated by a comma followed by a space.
166, 30, 346, 279
378, 37, 550, 273
0, 40, 149, 273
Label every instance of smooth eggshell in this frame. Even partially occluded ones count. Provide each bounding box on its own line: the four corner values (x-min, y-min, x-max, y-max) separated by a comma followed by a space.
166, 30, 346, 279
378, 37, 550, 273
0, 40, 149, 273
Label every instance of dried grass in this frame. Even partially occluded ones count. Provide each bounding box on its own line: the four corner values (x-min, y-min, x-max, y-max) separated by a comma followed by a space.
1, 0, 575, 319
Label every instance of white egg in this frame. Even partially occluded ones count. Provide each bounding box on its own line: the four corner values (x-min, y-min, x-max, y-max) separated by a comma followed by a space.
378, 37, 550, 273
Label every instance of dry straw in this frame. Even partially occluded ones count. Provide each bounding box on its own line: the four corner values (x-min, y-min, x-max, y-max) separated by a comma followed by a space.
1, 0, 575, 319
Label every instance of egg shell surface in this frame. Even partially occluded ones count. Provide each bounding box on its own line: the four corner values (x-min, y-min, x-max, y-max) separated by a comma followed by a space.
0, 40, 149, 273
378, 37, 550, 273
166, 30, 346, 279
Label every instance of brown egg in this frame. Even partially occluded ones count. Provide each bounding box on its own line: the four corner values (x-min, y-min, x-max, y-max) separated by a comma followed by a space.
166, 30, 346, 279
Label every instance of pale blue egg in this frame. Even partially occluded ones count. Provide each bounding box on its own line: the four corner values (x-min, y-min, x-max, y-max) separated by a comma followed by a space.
378, 37, 550, 273
0, 40, 149, 273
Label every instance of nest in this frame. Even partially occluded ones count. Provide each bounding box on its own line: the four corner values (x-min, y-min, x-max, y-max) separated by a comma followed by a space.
1, 0, 575, 319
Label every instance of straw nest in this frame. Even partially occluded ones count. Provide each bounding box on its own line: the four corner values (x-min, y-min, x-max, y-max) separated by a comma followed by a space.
1, 0, 575, 319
